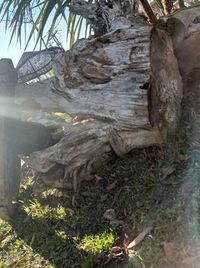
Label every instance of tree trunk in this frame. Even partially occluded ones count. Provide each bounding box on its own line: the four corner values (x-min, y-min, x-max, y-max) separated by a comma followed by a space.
0, 60, 56, 219
27, 10, 183, 194
0, 59, 19, 219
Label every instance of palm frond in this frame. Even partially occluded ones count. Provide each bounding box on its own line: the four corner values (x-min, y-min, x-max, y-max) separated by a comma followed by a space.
0, 0, 168, 50
0, 0, 90, 49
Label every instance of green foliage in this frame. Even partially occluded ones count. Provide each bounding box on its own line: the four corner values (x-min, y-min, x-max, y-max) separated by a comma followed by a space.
53, 112, 71, 122
79, 230, 117, 253
0, 0, 91, 48
0, 178, 119, 267
0, 0, 170, 49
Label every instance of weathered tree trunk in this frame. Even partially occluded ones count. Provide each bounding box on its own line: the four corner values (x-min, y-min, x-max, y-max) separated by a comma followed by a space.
29, 4, 200, 195
27, 8, 183, 194
0, 59, 19, 219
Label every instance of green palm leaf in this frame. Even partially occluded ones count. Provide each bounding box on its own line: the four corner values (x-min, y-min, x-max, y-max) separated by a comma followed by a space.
0, 0, 165, 49
0, 0, 91, 49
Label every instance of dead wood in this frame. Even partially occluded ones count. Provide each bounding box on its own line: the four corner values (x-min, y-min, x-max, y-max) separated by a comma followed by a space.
69, 0, 145, 36
28, 17, 168, 194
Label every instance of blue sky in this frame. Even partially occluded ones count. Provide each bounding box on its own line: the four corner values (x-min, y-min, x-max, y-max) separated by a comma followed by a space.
0, 21, 26, 66
0, 19, 87, 67
0, 4, 87, 67
0, 19, 70, 67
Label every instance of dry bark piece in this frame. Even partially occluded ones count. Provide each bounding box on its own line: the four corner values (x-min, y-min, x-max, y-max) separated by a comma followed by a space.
110, 246, 123, 257
127, 224, 154, 249
123, 232, 134, 248
162, 167, 176, 176
106, 181, 118, 191
104, 246, 123, 265
69, 0, 145, 36
176, 153, 187, 161
94, 174, 103, 183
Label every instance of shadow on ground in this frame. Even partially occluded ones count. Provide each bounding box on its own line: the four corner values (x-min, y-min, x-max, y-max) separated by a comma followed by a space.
1, 122, 200, 267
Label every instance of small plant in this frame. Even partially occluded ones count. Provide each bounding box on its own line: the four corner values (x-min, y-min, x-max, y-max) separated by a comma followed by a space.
53, 112, 71, 122
79, 230, 117, 254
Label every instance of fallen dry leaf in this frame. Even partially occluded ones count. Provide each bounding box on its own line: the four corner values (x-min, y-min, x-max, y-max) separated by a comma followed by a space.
11, 253, 27, 268
123, 232, 133, 248
123, 208, 127, 216
110, 246, 123, 257
84, 175, 94, 181
162, 167, 176, 176
127, 224, 154, 249
66, 208, 74, 215
106, 181, 118, 191
95, 174, 103, 183
104, 247, 123, 265
30, 233, 36, 246
176, 153, 188, 161
72, 195, 76, 208
104, 253, 113, 265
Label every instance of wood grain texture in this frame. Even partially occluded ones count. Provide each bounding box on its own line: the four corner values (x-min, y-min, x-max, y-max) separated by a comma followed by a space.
28, 20, 163, 194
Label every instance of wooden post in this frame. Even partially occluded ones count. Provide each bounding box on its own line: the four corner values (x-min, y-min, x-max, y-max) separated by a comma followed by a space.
0, 58, 19, 219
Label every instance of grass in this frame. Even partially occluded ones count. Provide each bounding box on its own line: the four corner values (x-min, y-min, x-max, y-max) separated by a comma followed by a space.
53, 112, 71, 122
0, 179, 119, 267
1, 121, 200, 267
80, 230, 117, 253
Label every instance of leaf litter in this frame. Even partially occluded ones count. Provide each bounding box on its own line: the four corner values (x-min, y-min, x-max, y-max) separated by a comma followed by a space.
1, 124, 200, 268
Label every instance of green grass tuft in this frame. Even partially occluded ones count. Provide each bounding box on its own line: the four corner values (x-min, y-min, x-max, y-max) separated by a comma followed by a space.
79, 229, 117, 253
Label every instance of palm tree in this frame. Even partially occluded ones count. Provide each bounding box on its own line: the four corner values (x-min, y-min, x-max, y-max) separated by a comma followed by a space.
1, 0, 191, 50
0, 0, 169, 49
0, 0, 87, 48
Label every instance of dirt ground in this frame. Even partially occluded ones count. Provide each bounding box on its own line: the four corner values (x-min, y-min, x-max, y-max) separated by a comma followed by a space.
1, 118, 200, 267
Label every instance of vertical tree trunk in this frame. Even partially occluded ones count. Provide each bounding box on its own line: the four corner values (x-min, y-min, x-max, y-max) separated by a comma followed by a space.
0, 59, 19, 219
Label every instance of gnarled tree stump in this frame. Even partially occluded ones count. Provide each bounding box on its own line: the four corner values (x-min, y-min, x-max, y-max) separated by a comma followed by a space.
27, 12, 182, 194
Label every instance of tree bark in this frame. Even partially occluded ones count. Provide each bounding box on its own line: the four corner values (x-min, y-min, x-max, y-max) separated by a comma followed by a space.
156, 3, 200, 118
27, 13, 181, 195
69, 0, 145, 35
30, 4, 200, 194
0, 59, 19, 219
0, 60, 56, 219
